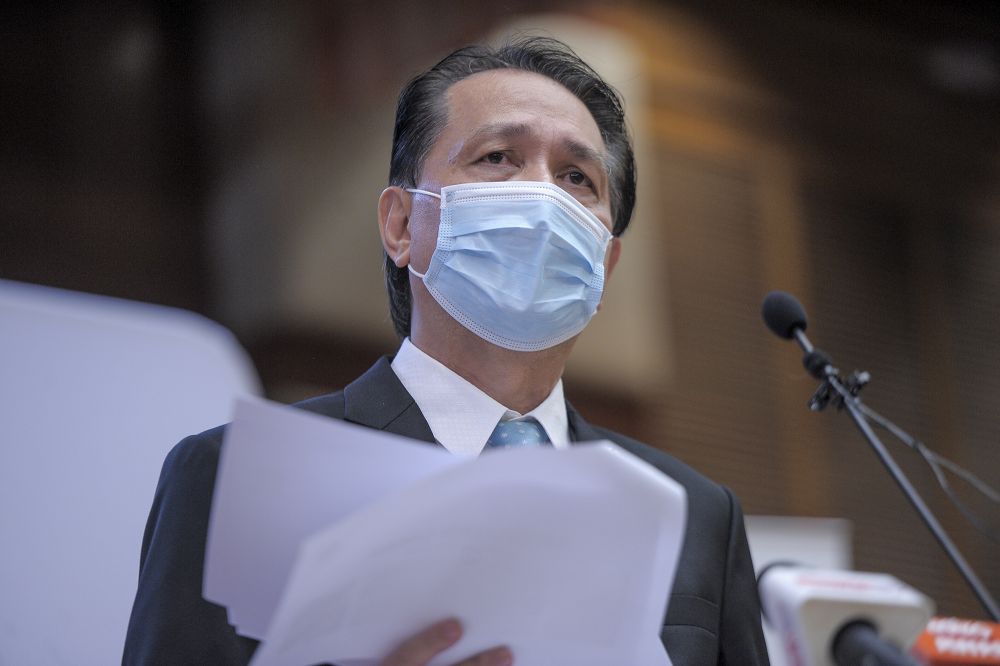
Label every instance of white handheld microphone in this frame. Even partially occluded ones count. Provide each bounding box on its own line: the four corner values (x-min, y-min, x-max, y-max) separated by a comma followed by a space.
758, 563, 934, 666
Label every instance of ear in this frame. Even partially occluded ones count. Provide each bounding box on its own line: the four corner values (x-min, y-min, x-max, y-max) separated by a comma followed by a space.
378, 186, 412, 267
596, 237, 622, 312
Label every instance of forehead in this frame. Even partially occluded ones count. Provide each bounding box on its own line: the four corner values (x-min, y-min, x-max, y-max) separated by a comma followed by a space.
439, 69, 605, 151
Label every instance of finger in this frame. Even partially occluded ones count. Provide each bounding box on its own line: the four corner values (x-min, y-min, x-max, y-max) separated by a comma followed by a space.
455, 645, 513, 666
381, 618, 463, 666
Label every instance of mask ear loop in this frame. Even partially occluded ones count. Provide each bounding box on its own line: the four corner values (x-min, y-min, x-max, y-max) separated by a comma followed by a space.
406, 188, 441, 200
404, 188, 441, 281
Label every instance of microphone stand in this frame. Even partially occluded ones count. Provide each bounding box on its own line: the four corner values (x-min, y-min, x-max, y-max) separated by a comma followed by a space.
791, 329, 1000, 621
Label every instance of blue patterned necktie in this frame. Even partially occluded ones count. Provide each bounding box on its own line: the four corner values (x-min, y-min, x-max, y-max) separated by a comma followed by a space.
484, 417, 552, 449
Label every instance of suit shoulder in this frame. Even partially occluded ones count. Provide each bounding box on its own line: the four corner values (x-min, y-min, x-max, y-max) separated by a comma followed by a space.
586, 425, 733, 510
167, 390, 347, 463
154, 425, 228, 491
161, 389, 342, 464
292, 390, 347, 419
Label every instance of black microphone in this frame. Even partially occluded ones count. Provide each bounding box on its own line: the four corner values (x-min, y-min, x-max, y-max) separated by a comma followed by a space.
761, 291, 833, 380
761, 290, 806, 340
833, 621, 919, 666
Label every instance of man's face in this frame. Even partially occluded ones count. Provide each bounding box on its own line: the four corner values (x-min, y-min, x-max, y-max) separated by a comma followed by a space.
406, 69, 616, 278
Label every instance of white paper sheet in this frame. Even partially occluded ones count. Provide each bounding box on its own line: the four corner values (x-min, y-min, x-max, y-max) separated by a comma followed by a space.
204, 397, 462, 637
207, 397, 685, 666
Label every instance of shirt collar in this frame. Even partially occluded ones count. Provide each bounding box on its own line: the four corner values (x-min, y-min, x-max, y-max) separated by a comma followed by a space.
390, 338, 569, 455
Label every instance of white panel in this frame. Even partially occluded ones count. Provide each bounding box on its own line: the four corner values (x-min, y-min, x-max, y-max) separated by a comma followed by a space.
0, 280, 260, 665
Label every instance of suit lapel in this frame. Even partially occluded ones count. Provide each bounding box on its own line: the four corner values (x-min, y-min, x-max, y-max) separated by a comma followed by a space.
566, 402, 602, 443
342, 356, 437, 444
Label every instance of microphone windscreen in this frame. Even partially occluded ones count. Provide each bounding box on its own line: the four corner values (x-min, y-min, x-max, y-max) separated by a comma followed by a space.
762, 291, 808, 339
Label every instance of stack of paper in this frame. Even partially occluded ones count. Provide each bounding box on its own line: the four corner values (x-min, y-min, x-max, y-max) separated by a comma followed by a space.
204, 398, 686, 666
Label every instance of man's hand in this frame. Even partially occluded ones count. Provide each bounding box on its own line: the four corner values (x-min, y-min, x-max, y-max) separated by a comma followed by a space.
380, 618, 512, 666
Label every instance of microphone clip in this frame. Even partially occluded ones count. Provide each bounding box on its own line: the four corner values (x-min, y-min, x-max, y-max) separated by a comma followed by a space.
808, 381, 833, 412
845, 370, 871, 396
808, 369, 870, 412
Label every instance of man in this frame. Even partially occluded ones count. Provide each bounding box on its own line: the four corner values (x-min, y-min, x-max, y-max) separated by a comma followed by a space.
124, 37, 769, 665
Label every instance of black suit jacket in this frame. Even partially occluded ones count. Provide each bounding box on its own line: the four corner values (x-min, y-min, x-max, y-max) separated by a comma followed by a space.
123, 357, 769, 665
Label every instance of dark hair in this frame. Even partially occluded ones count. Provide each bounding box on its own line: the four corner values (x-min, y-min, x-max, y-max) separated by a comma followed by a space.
384, 36, 637, 339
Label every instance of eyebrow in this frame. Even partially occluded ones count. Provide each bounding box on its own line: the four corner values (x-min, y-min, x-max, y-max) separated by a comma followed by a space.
451, 121, 610, 173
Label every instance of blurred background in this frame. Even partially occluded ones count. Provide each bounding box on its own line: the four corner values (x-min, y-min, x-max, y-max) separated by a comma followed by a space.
3, 0, 998, 621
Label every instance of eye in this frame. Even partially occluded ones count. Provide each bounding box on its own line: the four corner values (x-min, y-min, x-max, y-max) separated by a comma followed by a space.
482, 151, 506, 164
563, 169, 597, 194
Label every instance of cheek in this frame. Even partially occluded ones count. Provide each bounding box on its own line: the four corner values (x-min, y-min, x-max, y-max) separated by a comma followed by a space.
592, 203, 614, 234
409, 206, 441, 265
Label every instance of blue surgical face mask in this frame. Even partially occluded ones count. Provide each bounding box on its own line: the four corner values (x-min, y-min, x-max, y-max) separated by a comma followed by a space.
405, 180, 612, 352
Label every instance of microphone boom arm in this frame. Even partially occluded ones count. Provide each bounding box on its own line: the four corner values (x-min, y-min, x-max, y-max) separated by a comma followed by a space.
824, 373, 1000, 621
789, 325, 1000, 621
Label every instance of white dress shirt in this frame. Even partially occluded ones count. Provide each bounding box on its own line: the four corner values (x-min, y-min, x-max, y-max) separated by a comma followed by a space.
390, 338, 570, 456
